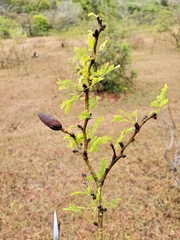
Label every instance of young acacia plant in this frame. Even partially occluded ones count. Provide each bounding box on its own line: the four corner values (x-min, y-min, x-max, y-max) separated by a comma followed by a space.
38, 13, 168, 240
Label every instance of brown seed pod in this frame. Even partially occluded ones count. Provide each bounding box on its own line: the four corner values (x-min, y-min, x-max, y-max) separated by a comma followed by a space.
38, 112, 62, 131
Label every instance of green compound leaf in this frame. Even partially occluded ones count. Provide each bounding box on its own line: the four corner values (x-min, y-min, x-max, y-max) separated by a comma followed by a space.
71, 191, 85, 196
99, 158, 108, 178
89, 135, 112, 152
86, 185, 92, 196
73, 46, 91, 63
91, 116, 104, 136
150, 84, 168, 114
112, 110, 137, 124
115, 127, 134, 148
63, 204, 82, 213
61, 93, 79, 114
89, 96, 101, 109
91, 63, 119, 86
109, 198, 121, 208
87, 31, 95, 52
79, 110, 91, 120
57, 78, 73, 90
86, 175, 93, 181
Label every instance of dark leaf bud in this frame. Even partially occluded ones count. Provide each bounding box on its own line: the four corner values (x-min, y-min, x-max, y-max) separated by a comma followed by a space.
97, 16, 102, 24
119, 142, 124, 148
134, 122, 140, 132
83, 84, 87, 89
38, 112, 62, 131
91, 193, 96, 199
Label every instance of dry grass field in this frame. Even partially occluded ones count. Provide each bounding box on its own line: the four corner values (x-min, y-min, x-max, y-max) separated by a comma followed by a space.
1, 34, 180, 240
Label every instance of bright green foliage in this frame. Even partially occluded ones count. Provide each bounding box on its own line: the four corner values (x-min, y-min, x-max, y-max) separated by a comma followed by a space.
37, 0, 50, 11
0, 17, 19, 38
112, 84, 168, 148
150, 84, 168, 114
112, 110, 138, 124
91, 116, 104, 136
93, 40, 137, 93
60, 93, 80, 114
57, 30, 117, 114
64, 183, 120, 224
32, 14, 50, 36
88, 135, 112, 152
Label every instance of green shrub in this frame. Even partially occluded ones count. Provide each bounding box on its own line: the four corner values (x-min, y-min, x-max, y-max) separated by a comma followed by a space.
32, 14, 50, 36
37, 0, 50, 11
24, 4, 34, 13
0, 16, 19, 38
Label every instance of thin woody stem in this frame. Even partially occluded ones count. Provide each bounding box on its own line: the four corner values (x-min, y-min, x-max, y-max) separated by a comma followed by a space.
63, 128, 100, 188
97, 186, 103, 240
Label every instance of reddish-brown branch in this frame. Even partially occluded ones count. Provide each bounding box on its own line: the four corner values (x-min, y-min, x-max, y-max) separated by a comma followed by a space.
100, 113, 157, 184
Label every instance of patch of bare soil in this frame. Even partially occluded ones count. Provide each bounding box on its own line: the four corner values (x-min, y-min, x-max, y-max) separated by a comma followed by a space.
1, 36, 180, 239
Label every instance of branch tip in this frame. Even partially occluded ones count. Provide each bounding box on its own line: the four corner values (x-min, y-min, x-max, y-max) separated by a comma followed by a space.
151, 112, 157, 119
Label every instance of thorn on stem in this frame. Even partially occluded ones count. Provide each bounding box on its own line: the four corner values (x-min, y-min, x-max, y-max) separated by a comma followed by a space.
97, 16, 102, 24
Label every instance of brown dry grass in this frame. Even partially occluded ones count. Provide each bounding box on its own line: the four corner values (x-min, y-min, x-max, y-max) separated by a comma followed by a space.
1, 35, 180, 240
